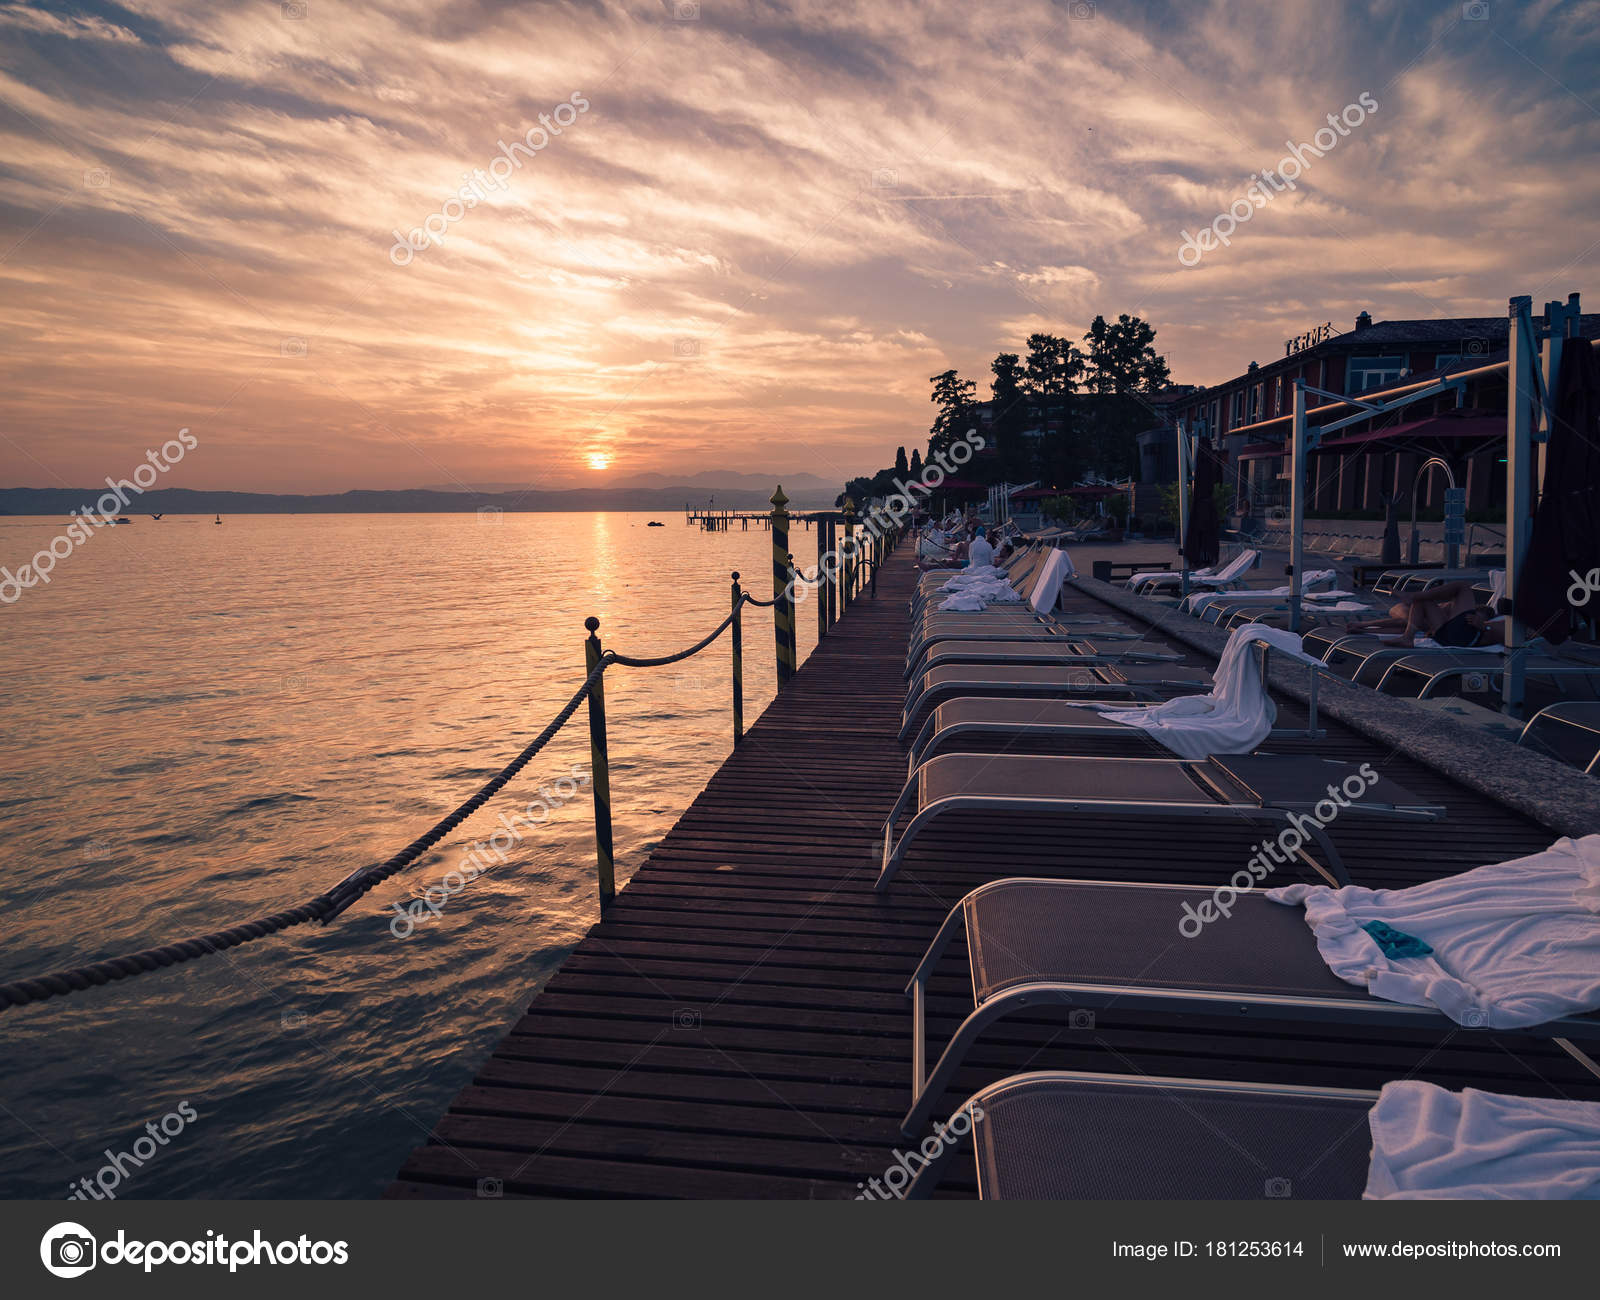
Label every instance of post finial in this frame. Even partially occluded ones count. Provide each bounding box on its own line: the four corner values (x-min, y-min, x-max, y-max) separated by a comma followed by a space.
731, 570, 740, 581
770, 485, 789, 509
585, 616, 600, 633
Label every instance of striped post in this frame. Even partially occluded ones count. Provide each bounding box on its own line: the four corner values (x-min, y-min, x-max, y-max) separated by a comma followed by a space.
771, 486, 795, 685
842, 498, 857, 606
815, 517, 829, 640
825, 517, 838, 630
730, 572, 744, 744
584, 616, 615, 910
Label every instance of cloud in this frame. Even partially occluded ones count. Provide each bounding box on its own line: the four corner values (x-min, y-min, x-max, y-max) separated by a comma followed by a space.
0, 0, 1596, 491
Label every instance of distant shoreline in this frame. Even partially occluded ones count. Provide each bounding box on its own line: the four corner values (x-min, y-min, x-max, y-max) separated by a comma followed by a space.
0, 486, 838, 516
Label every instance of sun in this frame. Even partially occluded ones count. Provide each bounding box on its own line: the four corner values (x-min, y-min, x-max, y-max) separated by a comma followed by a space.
586, 451, 611, 471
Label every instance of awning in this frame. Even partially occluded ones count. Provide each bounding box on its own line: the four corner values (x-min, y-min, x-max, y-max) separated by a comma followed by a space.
1235, 411, 1505, 460
1008, 487, 1057, 501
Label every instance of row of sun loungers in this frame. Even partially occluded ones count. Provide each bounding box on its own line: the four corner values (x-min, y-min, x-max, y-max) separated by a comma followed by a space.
891, 532, 1600, 1198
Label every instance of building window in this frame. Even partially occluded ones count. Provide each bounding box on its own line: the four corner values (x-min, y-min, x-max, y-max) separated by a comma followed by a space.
1434, 353, 1460, 371
1347, 356, 1406, 394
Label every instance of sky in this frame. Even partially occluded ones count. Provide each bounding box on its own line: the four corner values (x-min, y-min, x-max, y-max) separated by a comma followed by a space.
0, 0, 1597, 493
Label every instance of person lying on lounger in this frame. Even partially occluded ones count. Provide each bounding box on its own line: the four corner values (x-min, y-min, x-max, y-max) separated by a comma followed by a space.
1344, 580, 1504, 647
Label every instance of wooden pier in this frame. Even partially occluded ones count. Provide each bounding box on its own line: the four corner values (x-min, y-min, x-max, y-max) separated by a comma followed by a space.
390, 550, 1599, 1199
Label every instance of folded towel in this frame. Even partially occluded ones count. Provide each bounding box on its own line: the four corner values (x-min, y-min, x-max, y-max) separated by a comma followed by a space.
1365, 1081, 1600, 1199
1268, 835, 1600, 1029
1092, 625, 1312, 758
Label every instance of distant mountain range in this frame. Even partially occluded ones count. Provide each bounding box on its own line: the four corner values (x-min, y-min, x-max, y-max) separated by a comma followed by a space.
422, 470, 840, 497
0, 479, 841, 517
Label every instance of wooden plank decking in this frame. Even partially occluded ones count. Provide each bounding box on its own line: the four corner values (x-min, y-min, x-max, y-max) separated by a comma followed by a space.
389, 549, 1600, 1199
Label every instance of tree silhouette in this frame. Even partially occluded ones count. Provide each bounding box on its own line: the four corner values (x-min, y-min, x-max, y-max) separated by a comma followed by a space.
928, 369, 977, 458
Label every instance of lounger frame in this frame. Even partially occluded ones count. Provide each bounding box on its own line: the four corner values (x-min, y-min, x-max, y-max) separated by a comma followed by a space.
901, 876, 1600, 1137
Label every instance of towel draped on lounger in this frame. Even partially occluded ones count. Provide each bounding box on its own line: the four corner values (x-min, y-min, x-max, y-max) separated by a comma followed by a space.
1268, 835, 1600, 1029
1365, 1080, 1600, 1199
1091, 625, 1314, 759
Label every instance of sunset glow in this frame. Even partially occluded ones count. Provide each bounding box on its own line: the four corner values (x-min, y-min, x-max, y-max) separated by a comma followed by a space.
0, 1, 1596, 496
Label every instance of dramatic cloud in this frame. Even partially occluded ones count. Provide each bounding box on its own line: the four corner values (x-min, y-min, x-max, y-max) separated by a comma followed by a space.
0, 0, 1596, 490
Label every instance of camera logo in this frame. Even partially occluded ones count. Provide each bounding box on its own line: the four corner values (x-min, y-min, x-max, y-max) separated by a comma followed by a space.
41, 1222, 97, 1278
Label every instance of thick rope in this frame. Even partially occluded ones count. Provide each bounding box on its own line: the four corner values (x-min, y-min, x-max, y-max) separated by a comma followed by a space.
0, 597, 762, 1012
606, 603, 741, 668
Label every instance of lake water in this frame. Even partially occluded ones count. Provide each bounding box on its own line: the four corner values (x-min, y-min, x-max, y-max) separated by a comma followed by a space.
0, 511, 821, 1198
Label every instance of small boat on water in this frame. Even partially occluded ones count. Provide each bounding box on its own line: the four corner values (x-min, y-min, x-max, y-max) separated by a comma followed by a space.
647, 520, 665, 527
111, 517, 132, 524
214, 514, 223, 525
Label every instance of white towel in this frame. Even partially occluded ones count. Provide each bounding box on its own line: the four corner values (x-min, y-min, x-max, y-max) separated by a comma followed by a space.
938, 564, 1007, 592
1267, 835, 1600, 1029
936, 581, 1023, 611
1029, 549, 1072, 613
1365, 1081, 1600, 1199
1092, 625, 1312, 758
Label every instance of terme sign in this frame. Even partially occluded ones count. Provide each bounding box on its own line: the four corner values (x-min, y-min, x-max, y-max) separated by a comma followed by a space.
1283, 322, 1334, 357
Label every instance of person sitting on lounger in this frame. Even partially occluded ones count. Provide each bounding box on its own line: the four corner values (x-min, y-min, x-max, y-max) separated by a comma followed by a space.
1344, 580, 1504, 648
967, 526, 994, 569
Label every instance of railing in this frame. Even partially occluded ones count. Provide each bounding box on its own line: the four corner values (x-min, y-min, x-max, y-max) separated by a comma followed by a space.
0, 487, 900, 1012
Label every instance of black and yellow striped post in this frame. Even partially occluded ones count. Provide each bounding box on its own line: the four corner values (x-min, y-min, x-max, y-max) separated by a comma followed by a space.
771, 486, 796, 685
824, 516, 837, 630
583, 616, 615, 910
842, 497, 857, 607
815, 518, 829, 640
730, 572, 744, 744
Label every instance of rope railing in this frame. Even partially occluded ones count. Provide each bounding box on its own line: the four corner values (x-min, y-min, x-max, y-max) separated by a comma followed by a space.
0, 583, 774, 1013
5, 491, 908, 1014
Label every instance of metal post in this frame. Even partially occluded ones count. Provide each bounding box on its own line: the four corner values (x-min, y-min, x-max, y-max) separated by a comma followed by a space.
1175, 421, 1191, 598
1503, 297, 1536, 716
583, 617, 615, 910
1290, 381, 1307, 633
825, 517, 838, 629
871, 530, 880, 598
730, 572, 744, 744
771, 486, 795, 685
815, 520, 829, 640
843, 498, 857, 605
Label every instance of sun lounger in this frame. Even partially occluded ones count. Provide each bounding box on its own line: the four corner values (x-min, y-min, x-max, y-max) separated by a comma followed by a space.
1127, 549, 1258, 595
877, 753, 1440, 892
900, 663, 1213, 739
1519, 700, 1600, 774
1375, 649, 1600, 698
901, 1070, 1378, 1198
899, 866, 1591, 1137
905, 641, 1330, 770
905, 637, 1184, 679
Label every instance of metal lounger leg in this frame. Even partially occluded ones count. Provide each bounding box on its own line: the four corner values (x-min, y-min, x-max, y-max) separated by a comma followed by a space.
906, 905, 971, 1097
878, 777, 922, 889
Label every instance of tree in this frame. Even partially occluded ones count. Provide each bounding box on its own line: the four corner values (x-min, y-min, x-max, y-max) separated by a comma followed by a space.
928, 369, 977, 459
894, 445, 909, 475
1021, 333, 1085, 405
1083, 313, 1171, 395
989, 352, 1028, 479
909, 447, 923, 478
